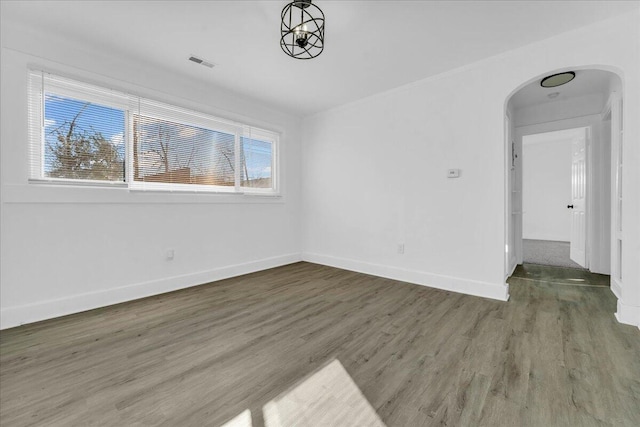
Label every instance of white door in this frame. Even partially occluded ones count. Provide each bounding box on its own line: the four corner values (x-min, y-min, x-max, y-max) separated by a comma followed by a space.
569, 130, 587, 267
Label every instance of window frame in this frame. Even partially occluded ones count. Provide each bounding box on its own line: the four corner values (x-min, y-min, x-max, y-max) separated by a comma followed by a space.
28, 70, 280, 195
128, 98, 242, 194
239, 128, 279, 195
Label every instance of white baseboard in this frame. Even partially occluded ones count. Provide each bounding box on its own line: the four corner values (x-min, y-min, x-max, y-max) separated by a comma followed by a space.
302, 252, 510, 302
610, 277, 622, 299
615, 299, 640, 329
0, 253, 302, 330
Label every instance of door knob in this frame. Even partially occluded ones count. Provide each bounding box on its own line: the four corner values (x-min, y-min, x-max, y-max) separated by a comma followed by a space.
567, 204, 574, 209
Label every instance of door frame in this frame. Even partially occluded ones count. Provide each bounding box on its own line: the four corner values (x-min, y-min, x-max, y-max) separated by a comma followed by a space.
504, 69, 622, 281
602, 91, 624, 298
515, 126, 591, 269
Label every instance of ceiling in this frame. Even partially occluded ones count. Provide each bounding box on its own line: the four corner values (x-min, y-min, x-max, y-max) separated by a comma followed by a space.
3, 1, 638, 117
522, 127, 588, 145
509, 69, 616, 110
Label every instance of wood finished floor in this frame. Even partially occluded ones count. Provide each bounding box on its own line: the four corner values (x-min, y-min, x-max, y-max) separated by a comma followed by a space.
1, 262, 639, 426
511, 263, 611, 287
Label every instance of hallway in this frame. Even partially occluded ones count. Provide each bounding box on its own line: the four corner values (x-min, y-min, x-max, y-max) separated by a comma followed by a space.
522, 239, 584, 270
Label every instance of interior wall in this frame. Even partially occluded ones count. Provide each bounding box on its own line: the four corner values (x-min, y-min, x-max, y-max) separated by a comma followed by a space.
301, 10, 640, 319
522, 134, 573, 242
0, 21, 303, 329
514, 93, 604, 126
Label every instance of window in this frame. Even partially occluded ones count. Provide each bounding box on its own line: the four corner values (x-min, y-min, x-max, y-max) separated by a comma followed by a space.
43, 94, 126, 182
133, 115, 235, 187
29, 71, 279, 194
241, 132, 276, 190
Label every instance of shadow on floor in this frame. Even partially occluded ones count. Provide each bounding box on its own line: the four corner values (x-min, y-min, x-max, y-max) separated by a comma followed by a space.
509, 263, 610, 287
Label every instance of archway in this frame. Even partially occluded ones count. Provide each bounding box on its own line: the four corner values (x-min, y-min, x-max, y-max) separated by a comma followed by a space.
504, 67, 623, 295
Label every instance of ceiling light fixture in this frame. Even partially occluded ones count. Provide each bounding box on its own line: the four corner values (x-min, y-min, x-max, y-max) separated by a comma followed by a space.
280, 0, 325, 60
540, 71, 575, 88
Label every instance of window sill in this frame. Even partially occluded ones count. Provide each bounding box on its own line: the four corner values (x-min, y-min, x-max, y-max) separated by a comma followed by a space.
29, 178, 128, 188
3, 183, 284, 204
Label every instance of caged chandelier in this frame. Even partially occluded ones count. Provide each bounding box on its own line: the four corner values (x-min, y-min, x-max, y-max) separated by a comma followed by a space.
280, 0, 325, 59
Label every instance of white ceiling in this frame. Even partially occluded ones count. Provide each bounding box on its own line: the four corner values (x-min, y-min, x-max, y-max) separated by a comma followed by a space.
3, 1, 638, 116
523, 127, 588, 145
509, 69, 615, 110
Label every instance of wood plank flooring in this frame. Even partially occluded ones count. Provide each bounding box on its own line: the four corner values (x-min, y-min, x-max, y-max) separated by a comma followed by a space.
511, 263, 611, 287
1, 262, 639, 426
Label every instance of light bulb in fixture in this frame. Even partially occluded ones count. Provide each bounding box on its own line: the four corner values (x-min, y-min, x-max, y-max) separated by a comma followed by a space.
294, 23, 309, 48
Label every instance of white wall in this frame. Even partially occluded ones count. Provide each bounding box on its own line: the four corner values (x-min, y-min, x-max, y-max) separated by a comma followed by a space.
301, 11, 640, 325
522, 133, 573, 242
302, 66, 510, 300
514, 93, 604, 127
0, 21, 303, 329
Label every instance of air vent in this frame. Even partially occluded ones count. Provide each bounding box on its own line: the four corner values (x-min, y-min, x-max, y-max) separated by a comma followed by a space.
188, 55, 215, 68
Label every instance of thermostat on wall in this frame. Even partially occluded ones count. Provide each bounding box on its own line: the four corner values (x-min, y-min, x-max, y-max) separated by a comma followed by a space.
447, 169, 460, 178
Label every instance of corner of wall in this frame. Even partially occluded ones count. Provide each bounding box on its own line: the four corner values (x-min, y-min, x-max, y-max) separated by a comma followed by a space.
302, 252, 510, 302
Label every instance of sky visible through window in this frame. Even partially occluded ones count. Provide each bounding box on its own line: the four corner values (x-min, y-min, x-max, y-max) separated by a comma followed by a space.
242, 137, 272, 184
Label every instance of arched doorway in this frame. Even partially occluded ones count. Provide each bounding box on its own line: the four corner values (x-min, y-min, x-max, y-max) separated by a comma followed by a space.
504, 68, 623, 293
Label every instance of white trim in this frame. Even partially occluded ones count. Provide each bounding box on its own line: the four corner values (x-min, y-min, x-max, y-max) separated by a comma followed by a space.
610, 277, 623, 299
0, 253, 302, 330
614, 300, 640, 328
28, 69, 280, 194
506, 261, 518, 280
504, 112, 511, 280
2, 183, 283, 204
303, 252, 510, 302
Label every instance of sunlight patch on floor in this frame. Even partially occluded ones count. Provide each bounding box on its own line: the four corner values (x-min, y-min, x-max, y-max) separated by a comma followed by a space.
263, 359, 386, 427
220, 409, 252, 427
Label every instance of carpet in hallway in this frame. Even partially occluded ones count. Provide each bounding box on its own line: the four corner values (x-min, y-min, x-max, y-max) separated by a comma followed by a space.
522, 239, 584, 269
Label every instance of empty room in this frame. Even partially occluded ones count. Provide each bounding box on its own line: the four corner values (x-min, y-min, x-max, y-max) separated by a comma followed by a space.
1, 1, 639, 426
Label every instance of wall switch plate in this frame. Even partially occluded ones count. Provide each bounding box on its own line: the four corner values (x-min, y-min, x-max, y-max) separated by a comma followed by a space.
397, 243, 405, 254
166, 249, 175, 260
447, 169, 460, 178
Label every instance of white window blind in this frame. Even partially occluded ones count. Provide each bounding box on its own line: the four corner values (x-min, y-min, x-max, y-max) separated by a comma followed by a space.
29, 71, 129, 184
28, 71, 279, 194
240, 127, 277, 192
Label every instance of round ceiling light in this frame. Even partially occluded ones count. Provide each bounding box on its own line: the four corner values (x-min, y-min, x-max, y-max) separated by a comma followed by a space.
280, 0, 325, 60
540, 72, 576, 88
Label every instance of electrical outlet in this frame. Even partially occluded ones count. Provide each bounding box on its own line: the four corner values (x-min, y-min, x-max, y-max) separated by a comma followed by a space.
397, 243, 405, 254
166, 249, 175, 260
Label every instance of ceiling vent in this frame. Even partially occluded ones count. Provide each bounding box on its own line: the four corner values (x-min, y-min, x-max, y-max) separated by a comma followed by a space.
188, 55, 215, 68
